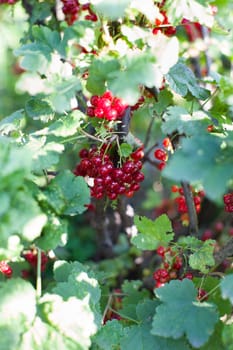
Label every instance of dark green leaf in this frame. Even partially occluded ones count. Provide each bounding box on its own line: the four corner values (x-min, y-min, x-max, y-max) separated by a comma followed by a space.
189, 240, 215, 273
120, 323, 191, 350
43, 170, 90, 215
166, 62, 210, 100
93, 320, 123, 350
25, 97, 54, 121
220, 274, 233, 304
152, 279, 219, 348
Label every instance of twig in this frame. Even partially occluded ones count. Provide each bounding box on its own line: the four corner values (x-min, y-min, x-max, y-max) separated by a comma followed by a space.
214, 237, 233, 266
144, 115, 156, 149
181, 181, 199, 236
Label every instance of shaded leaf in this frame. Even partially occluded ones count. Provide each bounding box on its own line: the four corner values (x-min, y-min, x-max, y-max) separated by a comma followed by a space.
166, 62, 210, 100
220, 274, 233, 305
42, 170, 90, 215
152, 279, 219, 348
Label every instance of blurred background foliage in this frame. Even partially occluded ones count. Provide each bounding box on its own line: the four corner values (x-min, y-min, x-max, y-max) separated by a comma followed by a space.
0, 0, 233, 282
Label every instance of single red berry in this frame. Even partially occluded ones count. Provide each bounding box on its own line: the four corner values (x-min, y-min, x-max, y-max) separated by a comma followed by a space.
157, 246, 166, 257
0, 261, 13, 278
228, 227, 233, 236
184, 272, 193, 280
214, 221, 224, 233
157, 161, 166, 171
171, 185, 179, 193
202, 229, 213, 241
197, 288, 208, 301
162, 137, 171, 149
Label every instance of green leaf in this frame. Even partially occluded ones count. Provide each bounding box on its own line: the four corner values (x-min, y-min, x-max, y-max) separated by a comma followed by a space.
107, 52, 160, 105
90, 0, 132, 20
151, 279, 219, 348
120, 280, 149, 320
53, 260, 101, 307
120, 323, 191, 350
42, 170, 90, 215
162, 107, 210, 136
193, 277, 232, 317
0, 325, 20, 350
222, 323, 233, 350
48, 76, 81, 113
45, 110, 85, 137
86, 58, 120, 96
131, 214, 174, 250
26, 137, 64, 173
166, 62, 210, 100
25, 97, 54, 121
40, 294, 98, 350
0, 110, 26, 136
199, 321, 226, 350
0, 278, 36, 327
189, 240, 215, 273
36, 216, 68, 250
18, 316, 79, 350
220, 274, 233, 305
93, 320, 124, 350
120, 143, 133, 158
154, 90, 173, 115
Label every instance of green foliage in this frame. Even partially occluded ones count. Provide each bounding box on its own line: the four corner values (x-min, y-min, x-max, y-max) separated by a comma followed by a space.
189, 240, 215, 273
220, 274, 233, 304
152, 279, 219, 348
163, 131, 233, 200
1, 1, 233, 349
131, 214, 174, 250
166, 62, 210, 100
41, 170, 90, 216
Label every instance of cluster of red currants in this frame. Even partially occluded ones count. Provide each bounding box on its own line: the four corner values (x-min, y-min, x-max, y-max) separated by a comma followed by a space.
171, 185, 204, 215
87, 91, 127, 121
153, 11, 176, 36
61, 1, 97, 26
0, 0, 16, 3
74, 146, 145, 200
153, 138, 172, 171
0, 261, 13, 278
153, 246, 186, 288
22, 249, 48, 273
223, 193, 233, 212
153, 246, 208, 300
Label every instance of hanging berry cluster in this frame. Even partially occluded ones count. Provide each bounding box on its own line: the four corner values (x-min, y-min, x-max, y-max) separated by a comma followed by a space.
223, 193, 233, 212
22, 249, 48, 273
74, 146, 145, 200
154, 137, 172, 171
153, 246, 185, 288
153, 11, 176, 36
0, 261, 13, 278
87, 91, 127, 121
171, 185, 204, 215
61, 1, 97, 26
0, 0, 16, 3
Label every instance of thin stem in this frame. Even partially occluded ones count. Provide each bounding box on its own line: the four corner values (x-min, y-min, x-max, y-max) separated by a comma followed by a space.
79, 128, 106, 143
36, 247, 42, 299
108, 307, 140, 325
181, 181, 199, 236
144, 115, 156, 149
102, 294, 113, 324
